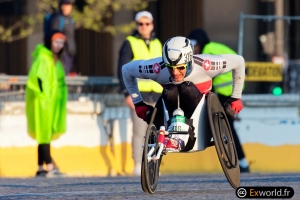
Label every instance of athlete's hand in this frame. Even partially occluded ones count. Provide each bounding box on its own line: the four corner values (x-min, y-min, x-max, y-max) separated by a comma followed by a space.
224, 97, 243, 119
134, 101, 154, 122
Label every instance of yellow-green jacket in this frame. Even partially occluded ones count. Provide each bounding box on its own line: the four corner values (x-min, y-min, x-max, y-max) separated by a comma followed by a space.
26, 44, 67, 144
126, 36, 163, 94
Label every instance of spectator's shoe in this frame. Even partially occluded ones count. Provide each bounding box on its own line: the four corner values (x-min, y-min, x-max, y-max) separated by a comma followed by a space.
35, 170, 48, 177
240, 166, 250, 173
46, 169, 66, 178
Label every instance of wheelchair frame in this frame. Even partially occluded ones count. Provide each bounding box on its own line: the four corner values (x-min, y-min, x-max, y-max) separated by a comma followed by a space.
141, 92, 240, 194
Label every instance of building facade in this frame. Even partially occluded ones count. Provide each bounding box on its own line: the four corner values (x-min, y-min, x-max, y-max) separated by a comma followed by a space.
0, 0, 299, 94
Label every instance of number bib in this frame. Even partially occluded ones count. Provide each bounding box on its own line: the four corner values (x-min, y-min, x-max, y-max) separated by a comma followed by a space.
167, 115, 190, 132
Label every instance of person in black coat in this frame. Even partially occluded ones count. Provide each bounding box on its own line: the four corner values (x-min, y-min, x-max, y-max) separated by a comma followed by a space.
50, 0, 76, 74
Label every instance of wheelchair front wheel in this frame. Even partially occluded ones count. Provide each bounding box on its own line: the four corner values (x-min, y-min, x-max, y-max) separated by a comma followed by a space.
141, 123, 161, 194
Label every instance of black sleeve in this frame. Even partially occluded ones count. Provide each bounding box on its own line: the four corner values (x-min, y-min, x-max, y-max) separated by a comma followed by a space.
38, 78, 43, 92
49, 13, 61, 31
117, 40, 133, 97
62, 16, 76, 56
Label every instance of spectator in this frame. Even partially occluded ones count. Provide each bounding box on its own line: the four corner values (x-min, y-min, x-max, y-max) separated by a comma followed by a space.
117, 11, 162, 176
187, 28, 250, 173
26, 30, 68, 177
47, 0, 76, 75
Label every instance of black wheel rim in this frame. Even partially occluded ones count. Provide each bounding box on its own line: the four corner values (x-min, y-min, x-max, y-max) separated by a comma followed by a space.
206, 92, 240, 189
141, 155, 148, 192
143, 124, 160, 194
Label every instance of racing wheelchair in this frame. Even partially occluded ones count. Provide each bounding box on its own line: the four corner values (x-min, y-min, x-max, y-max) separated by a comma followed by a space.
141, 92, 240, 194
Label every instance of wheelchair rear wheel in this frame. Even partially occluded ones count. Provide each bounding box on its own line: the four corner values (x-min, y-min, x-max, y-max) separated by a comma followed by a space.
141, 123, 161, 194
207, 92, 240, 189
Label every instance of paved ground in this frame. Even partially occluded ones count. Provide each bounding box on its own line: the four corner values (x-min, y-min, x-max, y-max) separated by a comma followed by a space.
0, 173, 299, 199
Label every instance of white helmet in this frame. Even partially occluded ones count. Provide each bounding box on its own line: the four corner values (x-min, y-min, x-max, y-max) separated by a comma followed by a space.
162, 36, 194, 76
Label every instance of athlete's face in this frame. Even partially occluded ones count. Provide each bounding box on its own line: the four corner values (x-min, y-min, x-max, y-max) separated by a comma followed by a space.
167, 63, 187, 82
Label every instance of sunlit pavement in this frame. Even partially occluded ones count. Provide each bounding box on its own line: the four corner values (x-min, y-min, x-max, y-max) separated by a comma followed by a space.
0, 173, 299, 199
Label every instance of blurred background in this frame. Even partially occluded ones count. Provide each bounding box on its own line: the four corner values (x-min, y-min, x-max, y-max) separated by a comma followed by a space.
1, 0, 300, 93
0, 0, 300, 177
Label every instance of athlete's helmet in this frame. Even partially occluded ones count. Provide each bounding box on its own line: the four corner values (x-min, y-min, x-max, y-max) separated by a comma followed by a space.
162, 36, 194, 76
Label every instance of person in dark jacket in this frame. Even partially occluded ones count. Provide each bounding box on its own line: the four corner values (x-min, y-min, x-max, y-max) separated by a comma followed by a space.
187, 28, 250, 173
117, 11, 162, 176
49, 0, 76, 75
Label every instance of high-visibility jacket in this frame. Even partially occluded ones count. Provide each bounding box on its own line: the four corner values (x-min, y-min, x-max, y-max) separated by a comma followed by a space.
26, 44, 67, 144
127, 36, 163, 94
202, 42, 237, 96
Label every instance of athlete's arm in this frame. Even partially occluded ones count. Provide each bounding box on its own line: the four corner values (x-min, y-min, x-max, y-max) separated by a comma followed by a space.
220, 54, 245, 99
122, 60, 143, 104
122, 57, 168, 104
213, 54, 245, 115
118, 41, 133, 98
200, 54, 245, 98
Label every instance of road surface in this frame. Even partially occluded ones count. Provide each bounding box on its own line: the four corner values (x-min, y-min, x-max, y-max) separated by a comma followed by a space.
0, 173, 299, 199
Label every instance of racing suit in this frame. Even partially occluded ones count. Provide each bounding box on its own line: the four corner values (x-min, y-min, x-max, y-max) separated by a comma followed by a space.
122, 54, 245, 107
122, 54, 245, 151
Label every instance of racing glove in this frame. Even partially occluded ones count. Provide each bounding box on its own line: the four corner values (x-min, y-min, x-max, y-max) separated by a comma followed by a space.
134, 101, 154, 123
224, 97, 243, 119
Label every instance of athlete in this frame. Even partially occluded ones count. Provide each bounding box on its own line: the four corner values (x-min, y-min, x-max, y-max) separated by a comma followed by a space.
122, 36, 245, 133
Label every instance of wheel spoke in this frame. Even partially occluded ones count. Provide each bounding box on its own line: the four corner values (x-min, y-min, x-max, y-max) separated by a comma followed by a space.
216, 112, 237, 168
148, 161, 155, 185
142, 123, 161, 194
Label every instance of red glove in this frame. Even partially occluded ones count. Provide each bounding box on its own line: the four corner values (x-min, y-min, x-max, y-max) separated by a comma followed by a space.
224, 98, 243, 118
230, 98, 243, 114
134, 102, 154, 122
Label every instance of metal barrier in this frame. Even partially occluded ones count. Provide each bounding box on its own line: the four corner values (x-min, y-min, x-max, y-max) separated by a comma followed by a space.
0, 75, 123, 106
242, 94, 300, 107
0, 75, 120, 86
287, 60, 300, 94
238, 13, 300, 56
0, 75, 126, 149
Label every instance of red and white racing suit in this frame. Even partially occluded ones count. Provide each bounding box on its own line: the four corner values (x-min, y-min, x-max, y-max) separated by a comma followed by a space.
122, 54, 245, 105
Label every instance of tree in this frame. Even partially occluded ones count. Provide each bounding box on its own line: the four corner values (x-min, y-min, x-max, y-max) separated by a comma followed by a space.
0, 0, 150, 42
